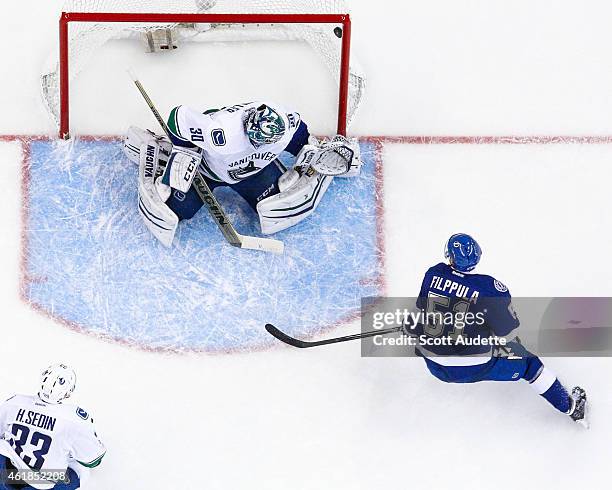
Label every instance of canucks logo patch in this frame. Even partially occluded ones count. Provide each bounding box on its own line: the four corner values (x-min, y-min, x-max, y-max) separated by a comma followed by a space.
494, 280, 508, 293
211, 129, 226, 146
76, 407, 89, 420
173, 190, 186, 202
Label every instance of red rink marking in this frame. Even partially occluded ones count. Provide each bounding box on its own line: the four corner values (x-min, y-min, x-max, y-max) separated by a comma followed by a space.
6, 134, 612, 144
4, 132, 612, 354
363, 135, 612, 144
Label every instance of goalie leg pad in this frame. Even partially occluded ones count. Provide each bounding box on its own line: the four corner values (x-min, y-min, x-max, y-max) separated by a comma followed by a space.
256, 166, 333, 235
137, 137, 179, 247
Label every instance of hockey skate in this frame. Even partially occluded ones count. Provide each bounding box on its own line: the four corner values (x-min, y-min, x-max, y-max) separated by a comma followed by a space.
568, 386, 589, 428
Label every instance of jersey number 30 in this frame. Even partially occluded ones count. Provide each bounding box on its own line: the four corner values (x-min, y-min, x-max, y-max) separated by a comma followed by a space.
9, 424, 52, 470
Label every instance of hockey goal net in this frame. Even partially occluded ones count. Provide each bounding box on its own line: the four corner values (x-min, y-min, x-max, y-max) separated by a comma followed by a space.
42, 0, 366, 139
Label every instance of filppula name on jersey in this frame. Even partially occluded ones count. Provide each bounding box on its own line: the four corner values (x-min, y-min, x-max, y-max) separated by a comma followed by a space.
430, 275, 480, 303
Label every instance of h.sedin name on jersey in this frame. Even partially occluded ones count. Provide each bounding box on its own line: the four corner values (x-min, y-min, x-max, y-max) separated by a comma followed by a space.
15, 408, 57, 431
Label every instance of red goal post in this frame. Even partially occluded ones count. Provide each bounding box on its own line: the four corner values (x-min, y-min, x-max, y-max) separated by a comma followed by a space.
58, 12, 353, 139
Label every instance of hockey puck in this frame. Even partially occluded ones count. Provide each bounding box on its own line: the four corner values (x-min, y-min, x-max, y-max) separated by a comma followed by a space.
334, 26, 343, 38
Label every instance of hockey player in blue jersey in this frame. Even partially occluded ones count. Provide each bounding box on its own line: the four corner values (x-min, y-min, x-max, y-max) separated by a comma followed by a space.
406, 233, 588, 427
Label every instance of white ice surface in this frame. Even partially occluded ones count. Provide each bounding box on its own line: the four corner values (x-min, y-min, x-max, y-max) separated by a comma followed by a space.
1, 1, 612, 489
8, 1, 612, 136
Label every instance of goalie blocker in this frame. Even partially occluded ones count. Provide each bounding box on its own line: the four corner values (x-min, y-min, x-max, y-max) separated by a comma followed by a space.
124, 126, 362, 246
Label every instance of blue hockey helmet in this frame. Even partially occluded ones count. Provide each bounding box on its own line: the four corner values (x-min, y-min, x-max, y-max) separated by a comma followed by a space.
445, 233, 482, 272
244, 104, 286, 148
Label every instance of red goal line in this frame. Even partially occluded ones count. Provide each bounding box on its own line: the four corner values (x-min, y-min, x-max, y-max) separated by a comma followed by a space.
3, 135, 612, 144
361, 135, 612, 145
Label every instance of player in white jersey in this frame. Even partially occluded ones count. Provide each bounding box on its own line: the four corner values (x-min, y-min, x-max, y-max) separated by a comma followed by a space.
124, 101, 362, 247
0, 365, 105, 489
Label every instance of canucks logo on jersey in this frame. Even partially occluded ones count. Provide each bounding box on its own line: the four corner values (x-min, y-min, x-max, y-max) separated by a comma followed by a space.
211, 129, 226, 146
228, 161, 262, 181
76, 407, 89, 420
244, 104, 286, 147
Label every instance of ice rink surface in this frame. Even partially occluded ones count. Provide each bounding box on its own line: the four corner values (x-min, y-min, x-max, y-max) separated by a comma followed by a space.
1, 1, 611, 488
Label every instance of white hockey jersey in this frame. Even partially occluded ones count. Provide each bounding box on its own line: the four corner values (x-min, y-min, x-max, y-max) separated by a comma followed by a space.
0, 395, 105, 485
168, 101, 302, 184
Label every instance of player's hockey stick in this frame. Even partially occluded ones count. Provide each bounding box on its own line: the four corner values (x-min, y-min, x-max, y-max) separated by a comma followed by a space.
128, 69, 284, 254
265, 323, 403, 348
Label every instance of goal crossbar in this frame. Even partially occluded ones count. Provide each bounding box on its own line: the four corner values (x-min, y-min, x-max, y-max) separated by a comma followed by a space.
58, 11, 352, 139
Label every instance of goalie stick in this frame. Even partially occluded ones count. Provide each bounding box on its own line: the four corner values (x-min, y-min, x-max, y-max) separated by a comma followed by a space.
128, 69, 284, 255
265, 323, 403, 348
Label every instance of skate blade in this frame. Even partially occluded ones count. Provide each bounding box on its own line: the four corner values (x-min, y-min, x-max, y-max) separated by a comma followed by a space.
576, 402, 590, 429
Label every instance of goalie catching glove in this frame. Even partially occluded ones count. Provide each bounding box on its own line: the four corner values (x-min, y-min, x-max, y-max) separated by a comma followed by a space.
295, 135, 362, 177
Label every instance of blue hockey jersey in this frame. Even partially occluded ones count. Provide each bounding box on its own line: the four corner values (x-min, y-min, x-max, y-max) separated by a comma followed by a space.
412, 262, 519, 363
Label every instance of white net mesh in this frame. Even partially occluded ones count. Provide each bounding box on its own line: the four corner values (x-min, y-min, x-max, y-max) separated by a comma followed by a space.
42, 0, 365, 132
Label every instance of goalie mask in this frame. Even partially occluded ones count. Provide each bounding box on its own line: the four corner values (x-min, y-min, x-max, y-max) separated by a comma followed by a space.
244, 104, 286, 148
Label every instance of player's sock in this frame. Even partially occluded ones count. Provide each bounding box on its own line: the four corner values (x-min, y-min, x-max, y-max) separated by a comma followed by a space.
528, 366, 570, 413
540, 378, 571, 413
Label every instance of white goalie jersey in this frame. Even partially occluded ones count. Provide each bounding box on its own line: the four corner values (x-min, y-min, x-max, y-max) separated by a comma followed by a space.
167, 101, 302, 184
123, 99, 362, 245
